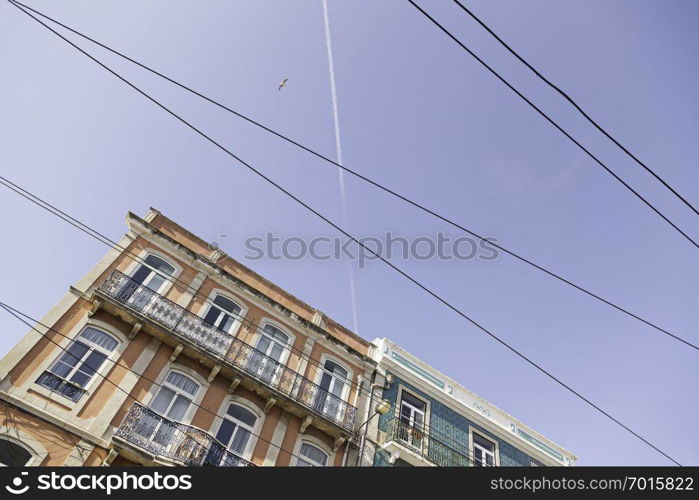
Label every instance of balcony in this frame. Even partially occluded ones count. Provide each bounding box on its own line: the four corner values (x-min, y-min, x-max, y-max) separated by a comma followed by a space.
384, 417, 482, 467
96, 270, 357, 432
115, 402, 254, 466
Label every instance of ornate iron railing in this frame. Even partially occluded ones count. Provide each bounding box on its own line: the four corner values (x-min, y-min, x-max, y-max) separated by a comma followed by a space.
98, 270, 357, 431
98, 271, 232, 357
385, 417, 476, 467
115, 402, 254, 467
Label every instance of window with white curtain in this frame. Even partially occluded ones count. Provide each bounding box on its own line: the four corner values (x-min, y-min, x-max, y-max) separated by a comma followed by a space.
36, 326, 119, 402
296, 442, 328, 467
149, 371, 200, 421
140, 371, 202, 448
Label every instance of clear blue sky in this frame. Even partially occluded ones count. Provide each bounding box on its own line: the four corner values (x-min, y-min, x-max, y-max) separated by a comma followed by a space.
1, 0, 697, 465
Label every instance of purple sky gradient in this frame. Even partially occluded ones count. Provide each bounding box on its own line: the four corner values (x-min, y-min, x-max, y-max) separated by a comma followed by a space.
1, 0, 697, 465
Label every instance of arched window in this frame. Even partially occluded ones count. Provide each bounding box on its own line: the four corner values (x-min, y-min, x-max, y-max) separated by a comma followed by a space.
36, 327, 119, 402
213, 403, 257, 463
149, 371, 200, 421
0, 439, 33, 466
130, 254, 176, 292
140, 371, 201, 448
314, 359, 350, 420
319, 360, 349, 399
296, 442, 328, 467
250, 324, 290, 384
203, 295, 242, 333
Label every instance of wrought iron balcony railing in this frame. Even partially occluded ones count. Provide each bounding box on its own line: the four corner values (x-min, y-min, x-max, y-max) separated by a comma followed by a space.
98, 270, 357, 431
115, 402, 255, 467
386, 417, 483, 467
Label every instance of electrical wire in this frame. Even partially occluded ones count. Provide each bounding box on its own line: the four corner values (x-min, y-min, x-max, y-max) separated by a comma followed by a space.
451, 0, 699, 218
407, 0, 699, 251
0, 175, 371, 393
5, 0, 695, 351
0, 301, 338, 467
6, 0, 682, 465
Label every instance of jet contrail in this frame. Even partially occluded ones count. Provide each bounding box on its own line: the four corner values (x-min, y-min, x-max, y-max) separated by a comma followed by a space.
322, 0, 360, 335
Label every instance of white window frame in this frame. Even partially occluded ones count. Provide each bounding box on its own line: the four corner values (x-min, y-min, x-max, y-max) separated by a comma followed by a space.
34, 324, 122, 403
395, 386, 429, 453
150, 371, 200, 420
469, 427, 499, 467
292, 437, 333, 467
44, 327, 119, 393
123, 249, 182, 296
251, 319, 295, 366
196, 289, 247, 337
314, 354, 353, 403
211, 397, 263, 461
145, 364, 208, 425
22, 319, 127, 417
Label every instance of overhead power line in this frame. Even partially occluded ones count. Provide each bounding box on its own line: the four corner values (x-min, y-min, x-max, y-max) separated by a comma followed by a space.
6, 0, 696, 351
7, 0, 682, 465
451, 0, 699, 218
407, 0, 699, 251
0, 174, 395, 423
0, 176, 369, 396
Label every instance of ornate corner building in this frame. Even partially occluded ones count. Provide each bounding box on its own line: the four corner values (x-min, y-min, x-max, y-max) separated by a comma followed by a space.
0, 209, 575, 467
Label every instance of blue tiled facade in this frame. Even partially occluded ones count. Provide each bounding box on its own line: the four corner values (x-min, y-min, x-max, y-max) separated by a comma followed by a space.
374, 373, 543, 467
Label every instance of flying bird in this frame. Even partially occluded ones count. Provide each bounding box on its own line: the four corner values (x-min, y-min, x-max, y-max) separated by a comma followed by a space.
278, 78, 288, 91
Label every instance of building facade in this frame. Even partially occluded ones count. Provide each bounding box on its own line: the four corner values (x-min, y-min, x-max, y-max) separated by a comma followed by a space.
0, 208, 375, 466
358, 339, 576, 467
0, 209, 575, 467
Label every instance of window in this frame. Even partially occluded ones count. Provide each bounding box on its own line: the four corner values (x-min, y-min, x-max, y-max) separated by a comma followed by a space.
149, 371, 200, 421
250, 324, 289, 384
296, 442, 328, 467
130, 255, 176, 292
202, 295, 242, 333
36, 327, 119, 402
206, 403, 257, 465
255, 324, 289, 360
314, 359, 349, 419
140, 371, 201, 447
0, 439, 32, 466
397, 391, 427, 450
472, 432, 496, 466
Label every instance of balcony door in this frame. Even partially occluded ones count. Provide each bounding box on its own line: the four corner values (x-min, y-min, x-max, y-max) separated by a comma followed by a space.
314, 359, 348, 421
398, 391, 427, 451
120, 255, 176, 312
205, 403, 257, 466
202, 295, 241, 334
250, 324, 289, 385
140, 371, 200, 452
